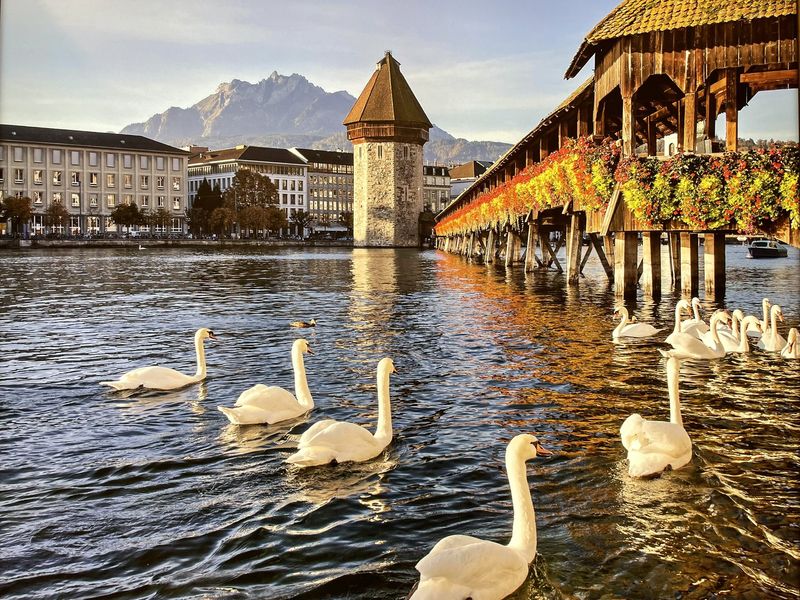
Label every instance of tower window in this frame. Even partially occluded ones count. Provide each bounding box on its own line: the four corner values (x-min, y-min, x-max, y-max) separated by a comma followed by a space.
377, 146, 383, 160
404, 146, 409, 160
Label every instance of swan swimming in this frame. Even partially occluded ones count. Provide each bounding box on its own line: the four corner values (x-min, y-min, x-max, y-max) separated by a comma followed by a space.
781, 328, 800, 359
757, 304, 787, 352
678, 297, 709, 338
100, 327, 216, 391
218, 339, 314, 425
662, 311, 730, 360
410, 434, 552, 600
612, 306, 663, 339
285, 357, 395, 467
708, 315, 761, 354
665, 299, 692, 345
620, 357, 692, 478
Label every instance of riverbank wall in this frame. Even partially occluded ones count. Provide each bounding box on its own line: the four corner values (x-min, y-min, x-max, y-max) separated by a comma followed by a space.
0, 239, 354, 250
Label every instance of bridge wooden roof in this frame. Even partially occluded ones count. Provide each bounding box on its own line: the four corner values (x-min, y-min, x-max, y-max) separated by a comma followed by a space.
566, 0, 798, 78
343, 52, 432, 129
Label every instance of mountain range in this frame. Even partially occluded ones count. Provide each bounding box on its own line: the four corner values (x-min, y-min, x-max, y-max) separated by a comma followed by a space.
120, 72, 511, 164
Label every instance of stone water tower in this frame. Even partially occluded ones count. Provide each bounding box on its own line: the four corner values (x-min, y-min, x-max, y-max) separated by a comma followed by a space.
344, 52, 432, 247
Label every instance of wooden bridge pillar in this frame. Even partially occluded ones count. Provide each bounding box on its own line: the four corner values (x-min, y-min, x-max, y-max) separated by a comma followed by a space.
680, 233, 699, 297
669, 233, 681, 285
486, 229, 496, 264
566, 213, 584, 284
704, 232, 726, 299
467, 232, 475, 258
505, 229, 521, 266
525, 222, 536, 272
641, 232, 661, 298
614, 232, 638, 298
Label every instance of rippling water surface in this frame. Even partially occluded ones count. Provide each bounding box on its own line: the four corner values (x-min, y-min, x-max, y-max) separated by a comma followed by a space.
0, 245, 798, 599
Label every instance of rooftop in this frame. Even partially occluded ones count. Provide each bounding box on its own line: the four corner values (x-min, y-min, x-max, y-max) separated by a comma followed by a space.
343, 52, 432, 129
565, 0, 797, 78
0, 124, 188, 154
291, 147, 353, 166
189, 145, 306, 166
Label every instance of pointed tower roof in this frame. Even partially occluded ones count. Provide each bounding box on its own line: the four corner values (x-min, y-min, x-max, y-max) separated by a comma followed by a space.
344, 52, 432, 128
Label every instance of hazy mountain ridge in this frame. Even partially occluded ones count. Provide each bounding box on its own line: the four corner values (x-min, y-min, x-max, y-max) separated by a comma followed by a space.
120, 72, 511, 164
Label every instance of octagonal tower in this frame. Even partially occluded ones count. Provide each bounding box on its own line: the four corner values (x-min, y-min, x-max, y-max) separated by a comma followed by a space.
344, 52, 432, 247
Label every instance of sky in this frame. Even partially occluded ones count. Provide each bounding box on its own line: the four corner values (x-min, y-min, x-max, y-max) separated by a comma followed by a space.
0, 0, 796, 144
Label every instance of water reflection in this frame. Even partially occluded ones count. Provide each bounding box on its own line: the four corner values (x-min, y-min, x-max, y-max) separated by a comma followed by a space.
0, 246, 798, 599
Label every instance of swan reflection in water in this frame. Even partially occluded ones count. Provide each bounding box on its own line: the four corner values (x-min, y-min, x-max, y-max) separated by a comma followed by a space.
285, 453, 396, 520
110, 381, 209, 415
217, 418, 305, 456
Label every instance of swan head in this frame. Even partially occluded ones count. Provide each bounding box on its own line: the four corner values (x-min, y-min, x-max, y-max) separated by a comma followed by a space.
378, 357, 396, 375
732, 309, 745, 322
196, 328, 217, 342
293, 338, 312, 355
676, 299, 691, 314
691, 297, 702, 310
309, 319, 316, 326
613, 306, 629, 320
508, 433, 552, 462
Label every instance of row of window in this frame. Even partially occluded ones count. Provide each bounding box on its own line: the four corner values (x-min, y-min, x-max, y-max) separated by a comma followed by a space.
1, 168, 181, 191
310, 163, 352, 174
309, 175, 351, 186
188, 163, 305, 177
311, 189, 353, 199
29, 216, 184, 233
0, 146, 183, 171
27, 190, 182, 210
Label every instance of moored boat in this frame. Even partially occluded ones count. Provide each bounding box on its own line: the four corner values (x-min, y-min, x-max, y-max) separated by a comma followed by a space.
748, 239, 788, 258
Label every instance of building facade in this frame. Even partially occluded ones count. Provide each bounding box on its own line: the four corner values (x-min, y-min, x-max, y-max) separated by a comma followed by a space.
344, 52, 432, 247
187, 145, 307, 234
423, 165, 451, 213
0, 124, 188, 236
289, 148, 353, 234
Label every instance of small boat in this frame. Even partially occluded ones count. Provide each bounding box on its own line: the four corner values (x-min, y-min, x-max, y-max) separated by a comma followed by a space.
747, 239, 788, 259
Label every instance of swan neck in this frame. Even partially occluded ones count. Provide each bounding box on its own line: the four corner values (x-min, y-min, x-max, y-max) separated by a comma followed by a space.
613, 310, 627, 337
737, 318, 753, 352
194, 333, 207, 381
667, 357, 682, 426
507, 452, 537, 562
692, 302, 701, 321
673, 303, 684, 334
762, 300, 770, 330
292, 347, 313, 408
374, 365, 392, 444
710, 315, 723, 344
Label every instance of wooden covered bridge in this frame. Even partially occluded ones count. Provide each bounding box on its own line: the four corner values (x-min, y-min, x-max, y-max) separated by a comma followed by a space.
435, 0, 798, 299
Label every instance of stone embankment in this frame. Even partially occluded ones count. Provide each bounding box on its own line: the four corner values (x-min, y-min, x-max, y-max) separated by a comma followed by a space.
0, 239, 353, 249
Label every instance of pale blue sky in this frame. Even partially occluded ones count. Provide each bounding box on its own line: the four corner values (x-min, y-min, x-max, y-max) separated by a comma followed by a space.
0, 0, 796, 143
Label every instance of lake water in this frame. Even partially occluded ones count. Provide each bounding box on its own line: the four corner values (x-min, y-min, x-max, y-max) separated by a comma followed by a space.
0, 245, 798, 599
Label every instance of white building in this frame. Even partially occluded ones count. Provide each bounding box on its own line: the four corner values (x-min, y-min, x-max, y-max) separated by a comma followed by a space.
187, 145, 307, 234
423, 165, 451, 213
0, 124, 189, 236
289, 147, 353, 234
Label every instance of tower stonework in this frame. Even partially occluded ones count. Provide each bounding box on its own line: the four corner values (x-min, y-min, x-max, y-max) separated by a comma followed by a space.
344, 52, 432, 247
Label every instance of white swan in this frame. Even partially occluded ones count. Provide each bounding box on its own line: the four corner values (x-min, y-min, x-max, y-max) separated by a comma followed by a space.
286, 357, 395, 467
747, 298, 771, 338
410, 434, 552, 600
708, 315, 761, 354
757, 304, 787, 351
662, 311, 729, 360
620, 357, 692, 477
612, 306, 663, 339
100, 328, 216, 391
665, 299, 692, 345
217, 339, 313, 425
781, 328, 800, 359
679, 297, 709, 338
